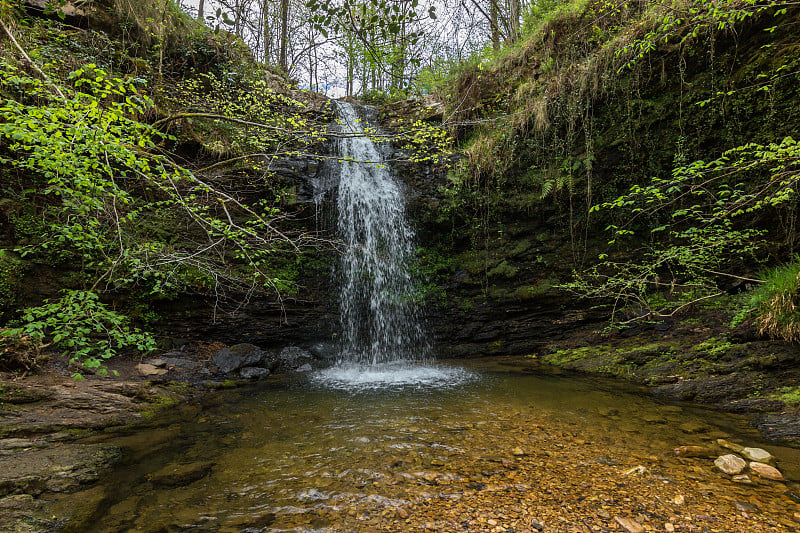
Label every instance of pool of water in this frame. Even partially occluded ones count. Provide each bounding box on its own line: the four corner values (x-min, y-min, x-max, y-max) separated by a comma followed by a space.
58, 358, 800, 532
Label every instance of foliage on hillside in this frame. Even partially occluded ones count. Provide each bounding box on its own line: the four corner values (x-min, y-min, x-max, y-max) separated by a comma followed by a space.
436, 0, 800, 339
0, 9, 329, 373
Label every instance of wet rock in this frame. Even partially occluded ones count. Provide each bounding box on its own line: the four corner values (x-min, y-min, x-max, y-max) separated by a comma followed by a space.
614, 516, 645, 533
294, 363, 313, 373
652, 373, 760, 404
714, 454, 746, 475
240, 367, 270, 380
748, 461, 785, 481
740, 447, 774, 464
0, 443, 120, 496
530, 518, 544, 531
308, 342, 339, 363
147, 461, 214, 487
716, 439, 744, 453
149, 358, 166, 367
753, 413, 800, 440
278, 346, 314, 371
718, 398, 785, 413
511, 447, 525, 456
212, 344, 265, 374
732, 474, 753, 484
136, 363, 167, 377
674, 445, 714, 458
672, 494, 685, 505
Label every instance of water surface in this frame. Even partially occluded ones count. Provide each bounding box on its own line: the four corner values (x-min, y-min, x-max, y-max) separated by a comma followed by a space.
64, 358, 800, 532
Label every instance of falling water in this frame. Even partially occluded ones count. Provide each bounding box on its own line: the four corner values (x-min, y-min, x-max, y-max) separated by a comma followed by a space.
332, 101, 429, 366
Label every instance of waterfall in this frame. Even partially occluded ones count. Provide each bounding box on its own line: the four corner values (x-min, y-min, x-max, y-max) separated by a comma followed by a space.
332, 101, 428, 365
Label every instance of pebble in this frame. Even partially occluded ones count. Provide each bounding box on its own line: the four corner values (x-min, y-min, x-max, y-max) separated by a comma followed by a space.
749, 461, 785, 481
672, 494, 685, 505
614, 516, 645, 533
511, 447, 525, 456
665, 523, 675, 532
714, 454, 746, 475
732, 474, 753, 484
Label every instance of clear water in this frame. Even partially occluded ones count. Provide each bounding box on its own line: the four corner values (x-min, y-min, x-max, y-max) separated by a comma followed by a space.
332, 102, 428, 365
58, 358, 800, 533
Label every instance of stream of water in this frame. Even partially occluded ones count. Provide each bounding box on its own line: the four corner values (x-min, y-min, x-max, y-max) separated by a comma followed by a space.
60, 358, 800, 532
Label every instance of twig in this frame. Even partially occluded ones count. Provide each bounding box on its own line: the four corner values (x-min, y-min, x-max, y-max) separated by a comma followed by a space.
0, 18, 66, 100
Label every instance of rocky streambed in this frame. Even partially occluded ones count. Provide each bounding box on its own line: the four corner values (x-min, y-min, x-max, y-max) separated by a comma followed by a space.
3, 355, 800, 532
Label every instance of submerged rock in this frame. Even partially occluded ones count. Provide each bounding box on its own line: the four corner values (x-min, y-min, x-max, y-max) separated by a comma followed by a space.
716, 439, 744, 453
714, 454, 746, 475
740, 447, 774, 464
674, 445, 714, 458
748, 461, 785, 481
147, 461, 214, 487
213, 344, 265, 374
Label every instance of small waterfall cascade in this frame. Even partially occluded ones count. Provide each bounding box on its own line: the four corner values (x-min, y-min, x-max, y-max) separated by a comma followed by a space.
332, 101, 429, 366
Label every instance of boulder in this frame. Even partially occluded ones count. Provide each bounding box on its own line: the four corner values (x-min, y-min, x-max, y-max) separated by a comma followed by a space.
212, 344, 265, 374
240, 367, 270, 380
277, 346, 314, 371
749, 461, 785, 481
714, 454, 746, 475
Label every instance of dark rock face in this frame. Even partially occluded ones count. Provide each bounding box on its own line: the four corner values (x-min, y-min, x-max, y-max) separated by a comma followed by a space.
212, 344, 266, 374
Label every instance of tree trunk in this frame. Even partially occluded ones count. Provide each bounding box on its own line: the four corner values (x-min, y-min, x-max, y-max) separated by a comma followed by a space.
279, 0, 289, 71
262, 0, 271, 63
490, 0, 500, 51
508, 0, 520, 43
196, 0, 205, 21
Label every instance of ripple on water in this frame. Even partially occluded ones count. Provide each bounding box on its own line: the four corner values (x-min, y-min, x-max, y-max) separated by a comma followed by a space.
308, 362, 476, 391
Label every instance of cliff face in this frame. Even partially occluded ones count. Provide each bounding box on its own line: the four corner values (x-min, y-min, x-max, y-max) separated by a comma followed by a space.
378, 5, 800, 359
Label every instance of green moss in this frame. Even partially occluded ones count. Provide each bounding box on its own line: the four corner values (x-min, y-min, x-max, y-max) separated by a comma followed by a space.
0, 250, 26, 321
510, 276, 559, 299
138, 394, 181, 420
487, 261, 518, 279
